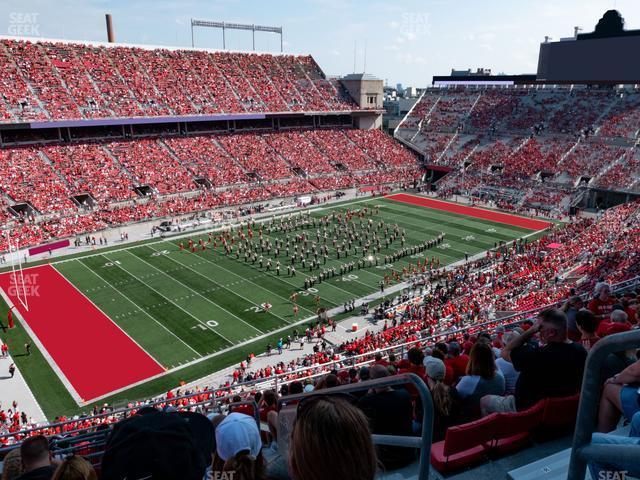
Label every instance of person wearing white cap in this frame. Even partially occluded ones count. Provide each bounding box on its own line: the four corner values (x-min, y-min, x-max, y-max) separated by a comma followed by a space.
212, 413, 267, 480
423, 356, 462, 441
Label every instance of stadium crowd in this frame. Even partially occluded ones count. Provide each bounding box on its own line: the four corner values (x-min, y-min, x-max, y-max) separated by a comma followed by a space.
396, 87, 640, 213
0, 127, 419, 252
0, 38, 357, 122
1, 200, 638, 480
3, 34, 640, 480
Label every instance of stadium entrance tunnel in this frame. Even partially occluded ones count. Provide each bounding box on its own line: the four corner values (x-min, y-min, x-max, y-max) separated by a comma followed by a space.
291, 167, 307, 178
9, 201, 37, 218
423, 167, 451, 185
134, 185, 155, 197
194, 177, 213, 189
576, 176, 592, 188
71, 193, 97, 209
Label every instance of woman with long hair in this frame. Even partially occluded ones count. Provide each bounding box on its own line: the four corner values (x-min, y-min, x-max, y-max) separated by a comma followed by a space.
51, 456, 97, 480
455, 340, 505, 418
289, 396, 378, 480
423, 357, 462, 441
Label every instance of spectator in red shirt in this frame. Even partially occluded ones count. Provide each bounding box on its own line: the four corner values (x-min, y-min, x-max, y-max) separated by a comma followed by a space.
576, 308, 601, 351
398, 348, 426, 380
622, 296, 638, 324
373, 352, 389, 367
444, 341, 469, 383
258, 390, 277, 423
596, 309, 632, 338
230, 395, 255, 417
588, 283, 616, 321
430, 348, 455, 386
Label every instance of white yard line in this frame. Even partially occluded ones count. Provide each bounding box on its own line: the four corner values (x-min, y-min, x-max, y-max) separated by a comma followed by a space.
121, 249, 265, 335
74, 259, 202, 359
153, 241, 316, 318
100, 252, 234, 345
51, 265, 165, 371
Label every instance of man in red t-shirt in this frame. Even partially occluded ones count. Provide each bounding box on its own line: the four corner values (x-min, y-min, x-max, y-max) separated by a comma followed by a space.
444, 341, 469, 383
596, 309, 632, 338
588, 283, 616, 321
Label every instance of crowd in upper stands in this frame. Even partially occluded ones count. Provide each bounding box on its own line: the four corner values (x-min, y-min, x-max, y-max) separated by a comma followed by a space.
3, 36, 640, 480
396, 86, 640, 214
0, 38, 356, 122
0, 127, 419, 252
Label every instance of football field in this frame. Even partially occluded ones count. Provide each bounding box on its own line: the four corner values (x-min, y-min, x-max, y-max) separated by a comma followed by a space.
0, 194, 551, 417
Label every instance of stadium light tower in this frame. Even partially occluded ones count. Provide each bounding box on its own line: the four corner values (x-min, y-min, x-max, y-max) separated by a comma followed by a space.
574, 26, 583, 38
190, 19, 283, 52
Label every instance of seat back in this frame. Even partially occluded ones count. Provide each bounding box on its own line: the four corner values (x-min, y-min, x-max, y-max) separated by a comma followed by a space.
541, 394, 580, 427
493, 400, 544, 440
443, 413, 498, 457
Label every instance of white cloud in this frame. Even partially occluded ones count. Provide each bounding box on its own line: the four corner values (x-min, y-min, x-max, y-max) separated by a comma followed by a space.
396, 52, 427, 65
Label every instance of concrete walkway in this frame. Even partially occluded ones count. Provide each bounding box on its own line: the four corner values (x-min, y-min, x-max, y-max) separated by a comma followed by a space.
0, 352, 47, 424
7, 189, 367, 267
173, 280, 412, 395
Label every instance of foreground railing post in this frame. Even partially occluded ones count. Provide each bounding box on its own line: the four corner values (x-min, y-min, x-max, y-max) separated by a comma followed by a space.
567, 330, 640, 480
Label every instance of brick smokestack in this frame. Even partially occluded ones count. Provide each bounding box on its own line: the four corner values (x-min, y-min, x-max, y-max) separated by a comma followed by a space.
105, 14, 115, 43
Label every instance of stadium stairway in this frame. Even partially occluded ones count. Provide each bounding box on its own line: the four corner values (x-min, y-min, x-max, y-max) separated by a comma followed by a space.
372, 434, 574, 480
507, 425, 631, 480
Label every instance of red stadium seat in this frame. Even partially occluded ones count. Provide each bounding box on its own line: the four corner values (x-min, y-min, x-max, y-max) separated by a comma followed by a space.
487, 400, 545, 454
540, 394, 580, 433
430, 413, 498, 473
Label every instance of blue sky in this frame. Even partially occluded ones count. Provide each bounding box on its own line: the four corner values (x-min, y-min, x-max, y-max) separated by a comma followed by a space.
2, 0, 639, 86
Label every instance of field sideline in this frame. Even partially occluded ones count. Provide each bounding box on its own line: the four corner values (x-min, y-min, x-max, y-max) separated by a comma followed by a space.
0, 194, 550, 418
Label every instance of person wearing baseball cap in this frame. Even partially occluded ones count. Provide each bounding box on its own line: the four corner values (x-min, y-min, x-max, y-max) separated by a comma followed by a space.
212, 413, 267, 480
423, 356, 462, 441
101, 409, 214, 480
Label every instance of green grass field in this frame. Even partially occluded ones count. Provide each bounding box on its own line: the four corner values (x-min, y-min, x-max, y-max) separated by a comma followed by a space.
0, 196, 542, 419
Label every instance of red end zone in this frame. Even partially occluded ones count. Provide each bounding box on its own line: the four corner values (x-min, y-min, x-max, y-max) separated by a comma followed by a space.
0, 265, 164, 402
385, 193, 552, 230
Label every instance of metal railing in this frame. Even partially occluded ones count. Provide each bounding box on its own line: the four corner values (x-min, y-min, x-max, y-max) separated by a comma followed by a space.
277, 373, 433, 480
567, 329, 640, 480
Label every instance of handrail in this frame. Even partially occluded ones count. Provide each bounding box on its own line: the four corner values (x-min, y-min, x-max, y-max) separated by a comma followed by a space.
567, 329, 640, 480
0, 392, 257, 453
277, 373, 433, 480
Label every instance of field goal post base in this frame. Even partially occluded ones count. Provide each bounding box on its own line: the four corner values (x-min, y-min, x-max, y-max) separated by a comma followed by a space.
6, 230, 29, 312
